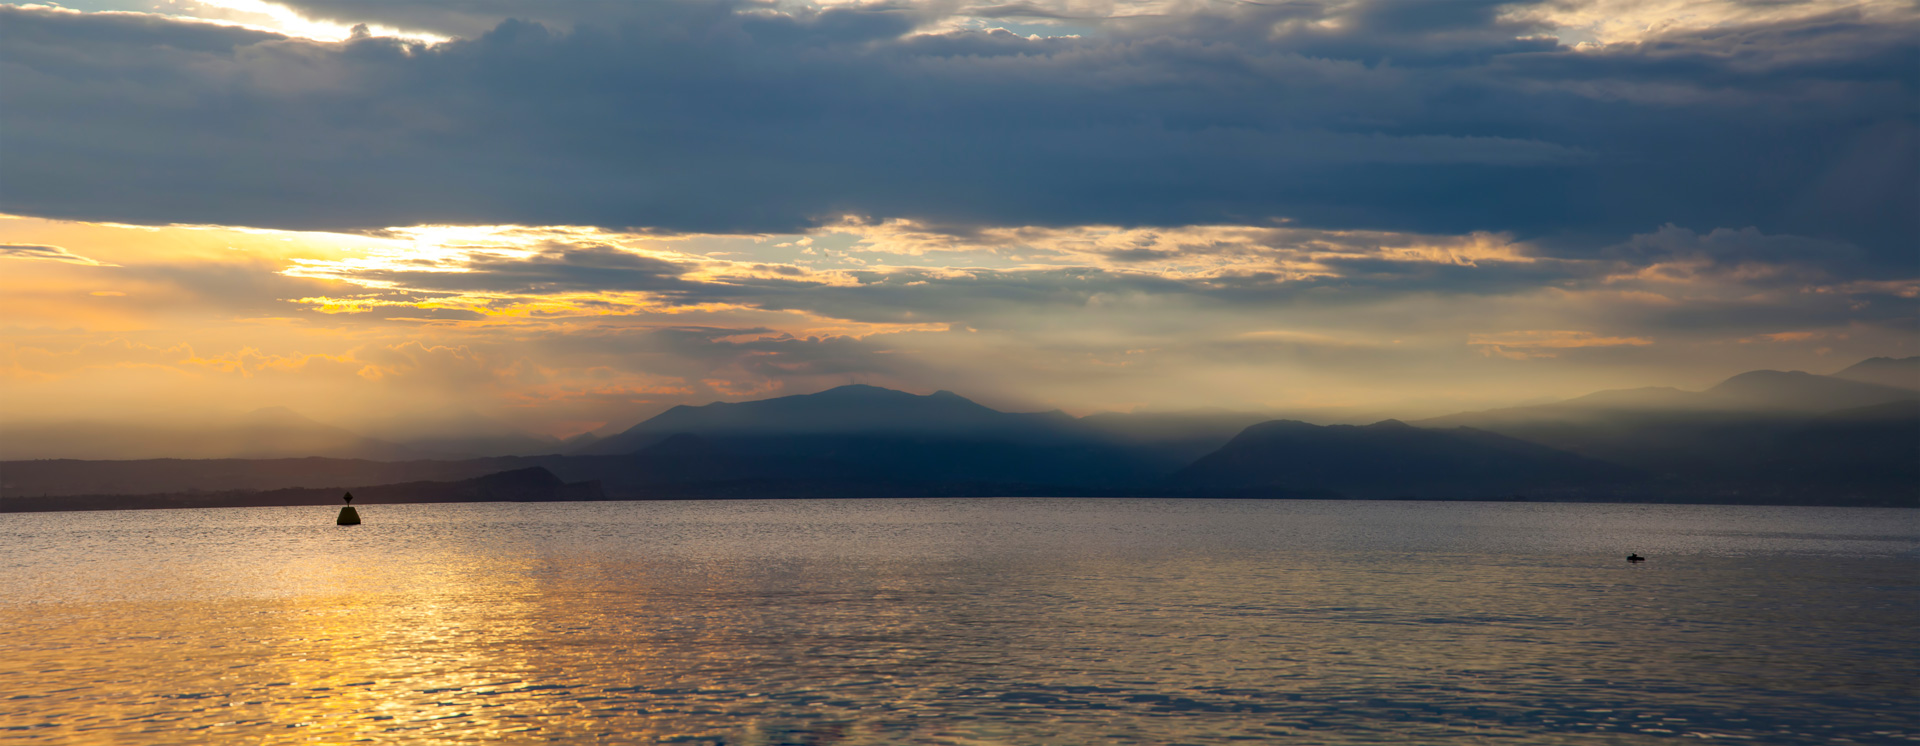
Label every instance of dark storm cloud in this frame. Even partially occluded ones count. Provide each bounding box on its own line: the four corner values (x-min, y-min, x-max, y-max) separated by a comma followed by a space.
0, 1, 1913, 270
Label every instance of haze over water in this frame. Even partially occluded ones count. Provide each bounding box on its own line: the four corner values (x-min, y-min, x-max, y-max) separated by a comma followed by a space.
1, 499, 1914, 744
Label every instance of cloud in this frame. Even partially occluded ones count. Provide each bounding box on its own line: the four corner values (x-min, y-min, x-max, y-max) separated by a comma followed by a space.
0, 243, 115, 266
1468, 329, 1653, 360
251, 218, 1912, 345
1466, 327, 1651, 347
1600, 225, 1866, 284
2, 213, 1913, 432
2, 1, 1912, 273
1738, 330, 1831, 344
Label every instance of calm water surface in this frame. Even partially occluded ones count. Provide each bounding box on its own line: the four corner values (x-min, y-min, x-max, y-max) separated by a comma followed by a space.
0, 499, 1914, 745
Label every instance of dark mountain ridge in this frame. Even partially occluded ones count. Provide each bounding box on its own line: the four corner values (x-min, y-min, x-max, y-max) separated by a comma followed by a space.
6, 358, 1914, 508
1411, 368, 1917, 503
1173, 419, 1635, 498
1421, 369, 1918, 430
1831, 356, 1920, 391
578, 384, 1084, 455
1705, 370, 1918, 412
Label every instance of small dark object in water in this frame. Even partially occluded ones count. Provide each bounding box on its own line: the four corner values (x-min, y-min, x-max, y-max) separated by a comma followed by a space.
1627, 553, 1644, 562
337, 492, 360, 525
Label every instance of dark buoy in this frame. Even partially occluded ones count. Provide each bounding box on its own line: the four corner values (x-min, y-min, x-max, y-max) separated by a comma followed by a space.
1626, 553, 1644, 562
337, 492, 361, 526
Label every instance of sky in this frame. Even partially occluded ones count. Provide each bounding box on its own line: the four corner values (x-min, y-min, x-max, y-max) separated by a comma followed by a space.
1, 0, 1914, 439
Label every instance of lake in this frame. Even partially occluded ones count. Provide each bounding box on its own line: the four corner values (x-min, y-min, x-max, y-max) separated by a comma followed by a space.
1, 499, 1914, 744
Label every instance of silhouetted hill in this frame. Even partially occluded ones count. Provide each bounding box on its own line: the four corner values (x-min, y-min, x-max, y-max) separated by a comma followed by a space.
1704, 370, 1917, 412
1172, 419, 1634, 498
1408, 388, 1679, 432
1832, 356, 1920, 391
576, 390, 1291, 487
7, 368, 1912, 508
1749, 401, 1920, 487
0, 467, 603, 513
1407, 361, 1918, 505
1422, 368, 1917, 432
579, 385, 1082, 455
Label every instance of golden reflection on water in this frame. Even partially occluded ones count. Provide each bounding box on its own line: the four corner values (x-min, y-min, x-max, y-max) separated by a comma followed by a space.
0, 501, 1915, 745
3, 565, 564, 743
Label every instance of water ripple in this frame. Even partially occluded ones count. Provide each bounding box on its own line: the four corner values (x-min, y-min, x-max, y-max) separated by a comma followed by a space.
0, 499, 1914, 744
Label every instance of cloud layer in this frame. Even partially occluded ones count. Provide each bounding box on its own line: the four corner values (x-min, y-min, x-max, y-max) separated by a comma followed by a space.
3, 1, 1913, 266
3, 213, 1911, 437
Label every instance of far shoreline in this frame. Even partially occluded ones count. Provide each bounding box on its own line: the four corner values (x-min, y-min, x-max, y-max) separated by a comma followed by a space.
3, 490, 1912, 514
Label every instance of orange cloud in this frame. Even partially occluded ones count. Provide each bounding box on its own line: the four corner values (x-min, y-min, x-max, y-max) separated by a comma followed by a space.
1468, 330, 1653, 359
1737, 330, 1851, 344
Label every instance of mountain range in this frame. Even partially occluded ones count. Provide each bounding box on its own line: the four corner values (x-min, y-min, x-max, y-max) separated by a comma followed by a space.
575, 384, 1089, 454
1172, 419, 1636, 498
1412, 358, 1919, 495
3, 357, 1914, 508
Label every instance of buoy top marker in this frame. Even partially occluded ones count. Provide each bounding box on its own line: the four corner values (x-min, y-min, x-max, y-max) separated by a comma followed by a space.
337, 492, 361, 525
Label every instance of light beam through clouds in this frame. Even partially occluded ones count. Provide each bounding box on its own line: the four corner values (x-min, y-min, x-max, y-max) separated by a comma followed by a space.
2, 212, 1911, 440
0, 0, 1912, 446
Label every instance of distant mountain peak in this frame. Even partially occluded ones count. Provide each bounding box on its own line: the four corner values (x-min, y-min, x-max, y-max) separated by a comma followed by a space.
1707, 368, 1917, 412
1174, 418, 1631, 496
574, 384, 1078, 455
1842, 355, 1919, 367
1832, 355, 1920, 391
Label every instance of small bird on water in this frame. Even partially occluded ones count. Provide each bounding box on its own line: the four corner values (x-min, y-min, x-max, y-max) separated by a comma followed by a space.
1627, 553, 1644, 562
337, 492, 361, 526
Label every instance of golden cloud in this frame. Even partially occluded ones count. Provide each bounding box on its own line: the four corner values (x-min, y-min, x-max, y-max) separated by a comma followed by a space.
1467, 330, 1654, 359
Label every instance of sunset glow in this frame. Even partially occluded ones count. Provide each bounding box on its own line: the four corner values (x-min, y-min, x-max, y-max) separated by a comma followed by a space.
1, 0, 1912, 446
1, 2, 1913, 743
